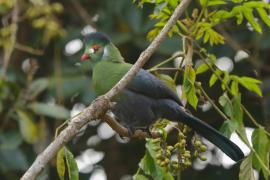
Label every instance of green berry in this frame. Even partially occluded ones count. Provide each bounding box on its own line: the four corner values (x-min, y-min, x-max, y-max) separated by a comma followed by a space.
199, 156, 207, 161
164, 158, 170, 164
200, 145, 207, 152
167, 146, 174, 151
184, 152, 191, 158
160, 161, 166, 167
156, 152, 163, 159
194, 140, 201, 147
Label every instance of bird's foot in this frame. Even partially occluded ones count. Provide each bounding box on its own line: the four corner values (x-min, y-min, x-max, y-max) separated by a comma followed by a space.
136, 127, 153, 138
126, 127, 136, 137
121, 126, 153, 138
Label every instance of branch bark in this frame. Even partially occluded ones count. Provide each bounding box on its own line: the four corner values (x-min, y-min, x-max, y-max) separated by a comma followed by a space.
20, 0, 191, 179
103, 114, 177, 139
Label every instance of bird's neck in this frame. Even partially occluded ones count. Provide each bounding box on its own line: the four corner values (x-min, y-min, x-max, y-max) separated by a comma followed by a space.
101, 43, 125, 63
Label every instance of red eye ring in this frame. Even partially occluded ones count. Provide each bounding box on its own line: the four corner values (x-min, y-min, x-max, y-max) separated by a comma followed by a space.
92, 44, 100, 51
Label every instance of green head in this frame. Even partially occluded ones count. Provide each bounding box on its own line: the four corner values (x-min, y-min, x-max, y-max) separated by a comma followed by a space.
80, 32, 110, 63
80, 32, 124, 64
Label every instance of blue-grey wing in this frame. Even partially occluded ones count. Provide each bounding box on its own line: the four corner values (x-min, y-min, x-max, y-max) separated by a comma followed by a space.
126, 69, 182, 106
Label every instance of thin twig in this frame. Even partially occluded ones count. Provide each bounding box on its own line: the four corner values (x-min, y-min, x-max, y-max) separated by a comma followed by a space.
20, 1, 192, 179
149, 67, 182, 73
149, 53, 184, 70
196, 82, 230, 121
173, 38, 193, 81
194, 46, 270, 138
237, 131, 270, 176
70, 0, 96, 27
14, 43, 44, 55
1, 1, 19, 78
184, 40, 193, 66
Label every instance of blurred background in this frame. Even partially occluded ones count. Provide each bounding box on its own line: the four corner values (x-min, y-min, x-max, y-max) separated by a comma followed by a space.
0, 0, 269, 179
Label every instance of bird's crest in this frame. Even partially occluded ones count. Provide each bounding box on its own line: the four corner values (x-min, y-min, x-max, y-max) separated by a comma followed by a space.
84, 32, 110, 45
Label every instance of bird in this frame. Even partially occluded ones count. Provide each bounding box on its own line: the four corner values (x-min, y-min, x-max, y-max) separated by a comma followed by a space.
80, 32, 244, 162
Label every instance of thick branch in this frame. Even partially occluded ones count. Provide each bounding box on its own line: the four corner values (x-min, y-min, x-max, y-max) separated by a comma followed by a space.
102, 114, 150, 138
105, 0, 191, 99
21, 97, 110, 180
103, 114, 170, 139
103, 114, 177, 139
20, 0, 191, 179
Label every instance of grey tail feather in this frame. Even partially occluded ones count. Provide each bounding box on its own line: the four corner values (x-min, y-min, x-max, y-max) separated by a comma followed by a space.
158, 100, 245, 162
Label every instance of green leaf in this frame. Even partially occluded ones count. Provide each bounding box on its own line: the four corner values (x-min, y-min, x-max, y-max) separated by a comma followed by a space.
0, 131, 23, 150
147, 28, 161, 41
184, 65, 196, 83
196, 63, 209, 74
156, 73, 176, 92
239, 155, 255, 180
244, 1, 270, 9
208, 0, 227, 6
183, 66, 198, 109
65, 147, 79, 180
153, 2, 167, 14
203, 30, 210, 43
56, 147, 79, 180
238, 77, 262, 97
219, 94, 244, 138
57, 147, 65, 180
240, 76, 261, 84
230, 81, 239, 96
16, 109, 38, 144
219, 94, 233, 117
221, 72, 230, 90
134, 174, 150, 180
199, 0, 207, 6
209, 70, 222, 87
256, 8, 270, 27
27, 78, 49, 100
0, 148, 28, 171
139, 151, 160, 179
137, 139, 174, 180
200, 0, 226, 6
220, 120, 239, 138
242, 6, 262, 33
183, 77, 192, 94
167, 0, 178, 8
28, 102, 70, 119
232, 95, 243, 124
252, 128, 270, 180
231, 6, 244, 25
211, 10, 232, 23
187, 86, 198, 109
207, 28, 225, 45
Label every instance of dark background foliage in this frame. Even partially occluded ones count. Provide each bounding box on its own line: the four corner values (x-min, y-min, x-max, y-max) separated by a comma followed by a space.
0, 0, 269, 179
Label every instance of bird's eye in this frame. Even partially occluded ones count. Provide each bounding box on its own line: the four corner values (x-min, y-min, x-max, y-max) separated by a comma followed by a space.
92, 44, 100, 51
88, 44, 100, 54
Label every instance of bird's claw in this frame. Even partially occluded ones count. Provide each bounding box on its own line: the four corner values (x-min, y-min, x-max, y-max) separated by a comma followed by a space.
121, 126, 153, 138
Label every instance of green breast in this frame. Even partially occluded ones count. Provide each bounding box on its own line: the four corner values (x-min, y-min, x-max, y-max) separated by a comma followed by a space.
92, 61, 131, 96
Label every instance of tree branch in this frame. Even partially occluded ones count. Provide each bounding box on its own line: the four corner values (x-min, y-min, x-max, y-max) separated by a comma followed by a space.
14, 43, 44, 56
1, 1, 19, 78
103, 114, 177, 139
105, 0, 191, 99
20, 0, 191, 179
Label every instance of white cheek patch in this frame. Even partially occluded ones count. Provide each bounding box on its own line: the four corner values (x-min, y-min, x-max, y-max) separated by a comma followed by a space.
88, 48, 95, 54
102, 46, 108, 60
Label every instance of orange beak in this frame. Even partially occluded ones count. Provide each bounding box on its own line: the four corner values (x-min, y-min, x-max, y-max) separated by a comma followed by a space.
80, 54, 90, 61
